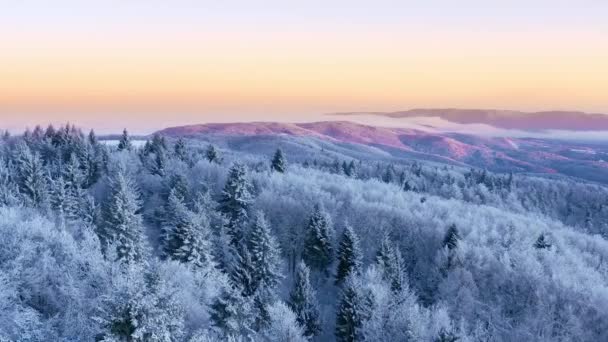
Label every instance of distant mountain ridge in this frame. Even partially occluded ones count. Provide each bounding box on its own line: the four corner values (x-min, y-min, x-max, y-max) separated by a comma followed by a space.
331, 108, 608, 131
157, 121, 608, 183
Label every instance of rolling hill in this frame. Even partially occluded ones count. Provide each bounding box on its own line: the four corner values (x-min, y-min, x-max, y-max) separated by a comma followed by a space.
157, 121, 608, 183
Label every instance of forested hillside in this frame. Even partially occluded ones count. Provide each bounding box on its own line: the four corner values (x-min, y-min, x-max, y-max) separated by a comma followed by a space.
0, 125, 607, 341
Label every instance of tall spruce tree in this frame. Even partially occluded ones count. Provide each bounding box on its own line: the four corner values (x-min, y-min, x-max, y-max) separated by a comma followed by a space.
162, 189, 213, 268
335, 225, 363, 285
443, 224, 460, 250
442, 224, 461, 271
117, 128, 133, 151
103, 169, 147, 264
206, 144, 219, 163
218, 163, 253, 246
174, 138, 188, 163
248, 211, 283, 293
375, 234, 405, 292
335, 277, 370, 342
0, 159, 19, 206
209, 285, 253, 338
534, 233, 551, 249
50, 176, 69, 223
302, 204, 334, 274
271, 149, 287, 173
230, 244, 257, 297
288, 261, 321, 339
15, 144, 48, 207
50, 157, 82, 222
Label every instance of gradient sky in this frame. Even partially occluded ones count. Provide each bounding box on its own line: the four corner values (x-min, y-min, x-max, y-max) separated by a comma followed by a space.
1, 0, 607, 133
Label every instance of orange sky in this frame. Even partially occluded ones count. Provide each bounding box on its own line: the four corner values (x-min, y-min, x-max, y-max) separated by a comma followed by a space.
1, 1, 607, 133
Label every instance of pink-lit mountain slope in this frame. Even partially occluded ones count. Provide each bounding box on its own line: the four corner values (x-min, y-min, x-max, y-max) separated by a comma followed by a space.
157, 121, 608, 182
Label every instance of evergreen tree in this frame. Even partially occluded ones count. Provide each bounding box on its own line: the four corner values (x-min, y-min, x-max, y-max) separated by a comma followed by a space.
248, 212, 283, 293
165, 173, 191, 207
61, 154, 87, 221
335, 225, 363, 285
206, 144, 219, 163
262, 301, 307, 342
533, 233, 552, 249
15, 144, 48, 207
0, 159, 19, 206
88, 129, 98, 146
50, 176, 69, 223
162, 189, 213, 269
117, 128, 133, 151
335, 277, 369, 342
442, 224, 461, 271
149, 133, 167, 153
218, 163, 253, 246
97, 267, 184, 341
288, 261, 321, 339
302, 204, 334, 274
270, 149, 287, 173
210, 285, 253, 338
103, 169, 147, 264
150, 147, 167, 176
443, 224, 460, 250
382, 166, 394, 184
346, 160, 357, 178
81, 142, 103, 188
230, 244, 257, 297
174, 138, 188, 162
434, 328, 460, 342
375, 234, 405, 292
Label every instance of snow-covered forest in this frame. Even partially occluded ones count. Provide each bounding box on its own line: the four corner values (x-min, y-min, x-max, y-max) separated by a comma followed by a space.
1, 124, 607, 341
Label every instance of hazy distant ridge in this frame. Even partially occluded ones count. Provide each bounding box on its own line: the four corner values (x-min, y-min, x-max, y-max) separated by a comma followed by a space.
332, 108, 608, 131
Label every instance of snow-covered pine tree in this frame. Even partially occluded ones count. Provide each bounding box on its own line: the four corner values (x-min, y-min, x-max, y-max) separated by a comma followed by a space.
288, 261, 321, 339
442, 224, 461, 271
229, 244, 257, 297
247, 212, 283, 331
150, 147, 167, 176
206, 144, 219, 163
218, 163, 253, 247
382, 165, 394, 184
434, 327, 460, 342
248, 211, 283, 293
103, 168, 147, 264
443, 224, 460, 250
209, 284, 254, 338
117, 128, 133, 151
62, 153, 86, 221
270, 149, 287, 173
335, 225, 363, 285
175, 212, 214, 269
50, 176, 69, 224
88, 129, 98, 146
302, 204, 334, 274
79, 134, 104, 188
375, 234, 405, 292
533, 233, 551, 249
162, 189, 214, 269
261, 301, 307, 342
347, 160, 357, 178
161, 188, 189, 256
0, 159, 20, 207
15, 144, 48, 207
174, 138, 188, 163
335, 277, 370, 342
97, 265, 185, 341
